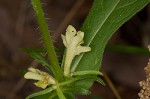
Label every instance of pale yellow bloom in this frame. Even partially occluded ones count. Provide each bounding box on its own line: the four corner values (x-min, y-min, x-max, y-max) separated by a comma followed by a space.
61, 25, 91, 76
24, 67, 56, 89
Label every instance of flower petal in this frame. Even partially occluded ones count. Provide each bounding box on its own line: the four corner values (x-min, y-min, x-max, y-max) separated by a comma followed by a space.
24, 72, 43, 81
73, 31, 84, 46
34, 81, 48, 89
62, 25, 91, 76
28, 67, 37, 73
75, 46, 91, 55
24, 67, 56, 89
66, 25, 77, 44
61, 34, 67, 47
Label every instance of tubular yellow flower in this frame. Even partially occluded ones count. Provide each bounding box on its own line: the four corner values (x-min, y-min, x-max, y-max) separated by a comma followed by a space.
61, 25, 91, 76
24, 67, 56, 89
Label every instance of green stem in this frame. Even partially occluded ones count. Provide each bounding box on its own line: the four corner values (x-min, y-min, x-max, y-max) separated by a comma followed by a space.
102, 70, 122, 99
31, 0, 63, 81
56, 85, 66, 99
48, 92, 57, 99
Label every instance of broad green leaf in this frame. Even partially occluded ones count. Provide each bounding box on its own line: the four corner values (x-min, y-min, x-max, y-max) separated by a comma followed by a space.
71, 0, 150, 89
26, 87, 54, 99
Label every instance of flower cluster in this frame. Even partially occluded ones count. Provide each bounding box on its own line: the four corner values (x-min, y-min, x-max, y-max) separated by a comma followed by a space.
24, 67, 56, 89
61, 25, 91, 76
138, 46, 150, 99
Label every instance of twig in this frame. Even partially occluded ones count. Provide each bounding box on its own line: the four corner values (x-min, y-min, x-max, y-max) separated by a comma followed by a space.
102, 70, 122, 99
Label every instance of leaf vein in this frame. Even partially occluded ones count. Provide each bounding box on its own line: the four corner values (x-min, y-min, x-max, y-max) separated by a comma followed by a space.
116, 0, 137, 10
71, 0, 120, 72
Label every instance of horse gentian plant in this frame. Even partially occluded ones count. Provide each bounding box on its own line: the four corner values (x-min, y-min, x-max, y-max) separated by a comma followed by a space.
23, 0, 150, 99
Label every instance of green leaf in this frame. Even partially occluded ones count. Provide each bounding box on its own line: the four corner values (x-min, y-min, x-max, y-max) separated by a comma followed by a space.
56, 86, 66, 99
58, 75, 104, 87
26, 87, 54, 99
63, 93, 75, 99
73, 75, 105, 88
63, 76, 104, 95
95, 77, 105, 86
22, 48, 55, 73
22, 48, 47, 65
72, 71, 103, 76
58, 78, 81, 86
51, 93, 74, 99
71, 0, 150, 89
65, 86, 91, 95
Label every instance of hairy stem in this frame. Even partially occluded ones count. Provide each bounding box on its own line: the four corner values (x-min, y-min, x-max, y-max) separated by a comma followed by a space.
31, 0, 63, 81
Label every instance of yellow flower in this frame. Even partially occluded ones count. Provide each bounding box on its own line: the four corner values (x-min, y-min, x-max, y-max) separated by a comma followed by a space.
61, 25, 91, 76
24, 67, 56, 89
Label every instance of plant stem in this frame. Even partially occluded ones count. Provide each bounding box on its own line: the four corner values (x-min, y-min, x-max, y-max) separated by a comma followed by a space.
102, 70, 122, 99
31, 0, 63, 81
